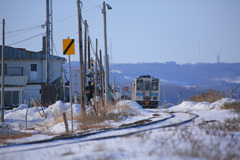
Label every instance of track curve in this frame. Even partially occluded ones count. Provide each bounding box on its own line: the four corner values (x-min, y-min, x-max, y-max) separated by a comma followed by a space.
0, 111, 199, 155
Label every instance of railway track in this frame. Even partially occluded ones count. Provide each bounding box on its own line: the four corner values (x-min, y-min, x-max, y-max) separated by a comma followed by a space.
0, 111, 199, 155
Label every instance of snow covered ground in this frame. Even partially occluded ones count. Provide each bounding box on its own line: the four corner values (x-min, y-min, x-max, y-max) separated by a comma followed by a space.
0, 98, 240, 159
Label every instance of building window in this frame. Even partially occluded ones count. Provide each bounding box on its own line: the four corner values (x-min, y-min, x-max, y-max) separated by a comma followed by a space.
31, 64, 37, 71
0, 91, 20, 106
30, 64, 38, 81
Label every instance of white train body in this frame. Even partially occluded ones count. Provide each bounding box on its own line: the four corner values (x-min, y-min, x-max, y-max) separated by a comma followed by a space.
131, 75, 160, 108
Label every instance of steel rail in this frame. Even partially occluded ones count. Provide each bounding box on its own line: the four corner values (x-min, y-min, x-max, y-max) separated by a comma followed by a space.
0, 112, 198, 155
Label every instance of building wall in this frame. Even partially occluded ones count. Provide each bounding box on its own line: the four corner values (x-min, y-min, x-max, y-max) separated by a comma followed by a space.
6, 59, 63, 83
23, 84, 42, 103
6, 60, 45, 83
51, 59, 63, 82
4, 59, 64, 105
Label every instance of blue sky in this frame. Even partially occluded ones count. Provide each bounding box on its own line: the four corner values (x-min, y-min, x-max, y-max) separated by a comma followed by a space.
0, 0, 240, 64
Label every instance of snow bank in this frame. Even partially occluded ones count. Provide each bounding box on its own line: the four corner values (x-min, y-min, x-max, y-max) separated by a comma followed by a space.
170, 98, 236, 112
45, 101, 69, 117
43, 120, 79, 134
44, 101, 81, 118
16, 104, 28, 110
5, 105, 43, 122
209, 98, 236, 109
3, 100, 81, 132
116, 100, 150, 115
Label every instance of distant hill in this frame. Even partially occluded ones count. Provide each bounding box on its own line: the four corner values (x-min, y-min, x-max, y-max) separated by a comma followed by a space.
109, 62, 240, 90
64, 62, 240, 105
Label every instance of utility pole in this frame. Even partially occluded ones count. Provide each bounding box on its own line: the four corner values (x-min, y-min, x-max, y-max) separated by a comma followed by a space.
46, 0, 51, 85
77, 0, 85, 116
50, 0, 53, 56
99, 50, 104, 106
88, 36, 91, 70
83, 20, 88, 109
102, 1, 110, 104
1, 19, 5, 123
94, 39, 98, 100
84, 20, 87, 89
113, 77, 116, 102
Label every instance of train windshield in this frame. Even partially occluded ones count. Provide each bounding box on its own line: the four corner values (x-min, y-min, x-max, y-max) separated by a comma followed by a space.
152, 80, 158, 90
145, 81, 150, 90
136, 80, 143, 90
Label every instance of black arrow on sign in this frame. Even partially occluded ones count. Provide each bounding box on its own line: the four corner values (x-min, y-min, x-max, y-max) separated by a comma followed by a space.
63, 39, 74, 55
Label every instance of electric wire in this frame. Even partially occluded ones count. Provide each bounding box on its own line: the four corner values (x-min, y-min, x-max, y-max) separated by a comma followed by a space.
53, 14, 77, 24
7, 33, 45, 46
5, 27, 42, 39
5, 23, 15, 47
1, 4, 103, 59
82, 5, 101, 14
52, 40, 59, 56
4, 24, 42, 34
0, 4, 101, 37
53, 4, 101, 25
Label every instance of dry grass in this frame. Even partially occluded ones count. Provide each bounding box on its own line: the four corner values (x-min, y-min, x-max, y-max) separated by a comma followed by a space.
222, 102, 240, 114
76, 104, 136, 131
132, 113, 240, 159
174, 117, 240, 159
0, 131, 32, 144
33, 103, 136, 134
190, 89, 224, 103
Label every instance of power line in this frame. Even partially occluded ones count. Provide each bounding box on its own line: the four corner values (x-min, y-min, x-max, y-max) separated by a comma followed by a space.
53, 14, 77, 24
7, 33, 45, 46
52, 40, 59, 56
5, 23, 15, 47
54, 4, 101, 25
1, 4, 101, 36
82, 5, 101, 13
0, 24, 43, 40
4, 24, 42, 34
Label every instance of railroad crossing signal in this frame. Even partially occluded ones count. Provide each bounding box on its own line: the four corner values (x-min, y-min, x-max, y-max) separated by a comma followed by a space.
63, 39, 75, 55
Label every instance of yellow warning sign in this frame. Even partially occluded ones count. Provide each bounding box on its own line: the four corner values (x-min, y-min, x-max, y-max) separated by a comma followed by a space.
63, 39, 75, 55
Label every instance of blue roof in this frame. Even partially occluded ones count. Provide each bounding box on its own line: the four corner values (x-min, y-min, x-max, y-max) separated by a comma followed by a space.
0, 45, 66, 61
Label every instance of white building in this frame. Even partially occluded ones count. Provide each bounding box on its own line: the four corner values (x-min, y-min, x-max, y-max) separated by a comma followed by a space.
0, 45, 66, 107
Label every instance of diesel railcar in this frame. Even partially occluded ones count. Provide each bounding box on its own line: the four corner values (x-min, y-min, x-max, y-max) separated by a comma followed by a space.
131, 75, 160, 108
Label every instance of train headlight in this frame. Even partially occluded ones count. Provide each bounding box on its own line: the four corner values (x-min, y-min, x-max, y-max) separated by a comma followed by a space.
144, 100, 150, 105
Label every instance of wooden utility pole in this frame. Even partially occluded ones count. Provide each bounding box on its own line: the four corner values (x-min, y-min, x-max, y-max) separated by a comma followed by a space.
113, 76, 116, 101
103, 1, 109, 104
99, 50, 102, 96
94, 39, 98, 100
1, 19, 5, 123
88, 36, 91, 70
50, 0, 53, 56
77, 0, 85, 116
83, 20, 88, 109
84, 20, 87, 89
46, 0, 51, 85
99, 50, 104, 106
102, 1, 112, 104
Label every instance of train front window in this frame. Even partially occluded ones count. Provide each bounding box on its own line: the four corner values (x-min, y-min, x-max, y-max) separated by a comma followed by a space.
137, 80, 143, 90
152, 80, 158, 90
145, 82, 150, 90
